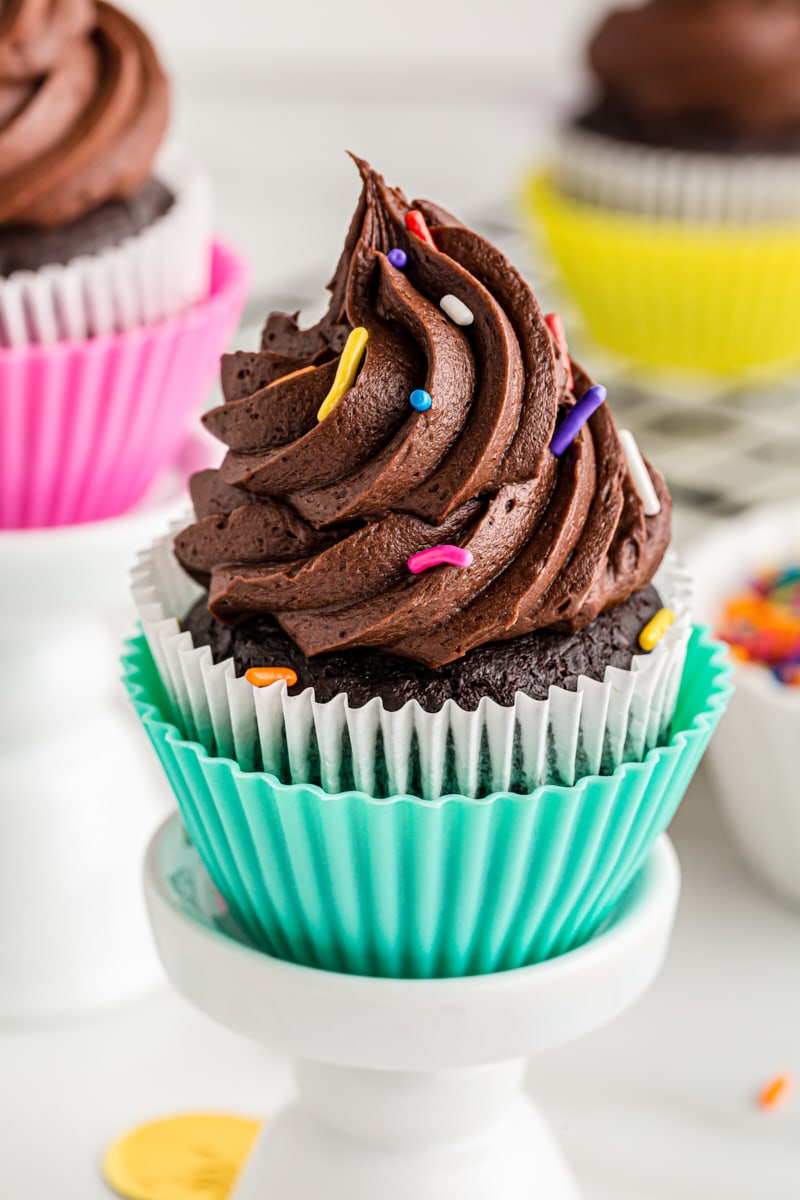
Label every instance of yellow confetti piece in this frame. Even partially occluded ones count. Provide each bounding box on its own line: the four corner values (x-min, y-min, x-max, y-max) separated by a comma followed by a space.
639, 607, 676, 653
103, 1113, 261, 1200
317, 326, 369, 422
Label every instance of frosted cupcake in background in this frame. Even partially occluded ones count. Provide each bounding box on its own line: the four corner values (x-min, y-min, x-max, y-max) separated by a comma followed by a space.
563, 0, 800, 220
526, 0, 800, 372
688, 503, 800, 908
0, 0, 248, 527
126, 157, 731, 979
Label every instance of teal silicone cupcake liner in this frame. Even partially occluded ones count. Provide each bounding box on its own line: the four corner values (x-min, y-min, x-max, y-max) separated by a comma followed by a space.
124, 627, 732, 979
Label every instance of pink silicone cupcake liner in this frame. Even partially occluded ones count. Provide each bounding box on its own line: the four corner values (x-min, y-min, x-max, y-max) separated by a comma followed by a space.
0, 241, 248, 530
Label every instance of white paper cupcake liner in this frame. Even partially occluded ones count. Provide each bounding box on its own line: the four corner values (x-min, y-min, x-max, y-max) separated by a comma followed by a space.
0, 148, 212, 348
556, 126, 800, 224
132, 522, 692, 801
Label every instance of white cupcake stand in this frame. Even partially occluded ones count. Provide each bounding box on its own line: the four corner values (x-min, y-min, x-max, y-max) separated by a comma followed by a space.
145, 812, 681, 1200
0, 439, 211, 1022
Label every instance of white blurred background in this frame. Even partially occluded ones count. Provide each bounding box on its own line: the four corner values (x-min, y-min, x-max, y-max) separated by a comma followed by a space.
127, 0, 608, 296
128, 0, 603, 76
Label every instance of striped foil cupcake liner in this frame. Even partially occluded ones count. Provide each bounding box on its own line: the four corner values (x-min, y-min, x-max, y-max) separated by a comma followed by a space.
556, 126, 800, 224
132, 523, 692, 800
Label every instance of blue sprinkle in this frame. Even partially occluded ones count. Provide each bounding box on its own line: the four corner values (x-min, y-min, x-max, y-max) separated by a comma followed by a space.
550, 385, 607, 457
410, 389, 432, 412
388, 248, 408, 269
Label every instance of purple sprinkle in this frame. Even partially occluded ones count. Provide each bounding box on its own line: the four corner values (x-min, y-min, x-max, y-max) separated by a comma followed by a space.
550, 385, 608, 457
388, 248, 408, 270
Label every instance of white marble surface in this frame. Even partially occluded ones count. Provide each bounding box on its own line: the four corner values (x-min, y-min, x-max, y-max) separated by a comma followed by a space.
2, 769, 798, 1198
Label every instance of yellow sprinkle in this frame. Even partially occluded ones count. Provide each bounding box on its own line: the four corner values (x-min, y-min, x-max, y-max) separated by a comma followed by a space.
639, 607, 676, 652
317, 327, 369, 422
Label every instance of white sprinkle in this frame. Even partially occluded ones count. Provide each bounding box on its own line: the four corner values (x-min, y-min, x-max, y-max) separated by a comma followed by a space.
440, 294, 474, 326
619, 430, 661, 517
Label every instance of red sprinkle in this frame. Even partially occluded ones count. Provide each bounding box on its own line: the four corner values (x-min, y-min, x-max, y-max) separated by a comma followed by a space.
405, 210, 437, 248
545, 312, 574, 392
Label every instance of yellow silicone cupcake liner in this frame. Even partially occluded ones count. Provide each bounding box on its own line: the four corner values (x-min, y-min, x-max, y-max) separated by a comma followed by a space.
525, 172, 800, 374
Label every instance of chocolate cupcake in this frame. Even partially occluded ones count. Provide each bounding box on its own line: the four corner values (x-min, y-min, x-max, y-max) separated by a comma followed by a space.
582, 0, 800, 155
126, 158, 731, 979
135, 157, 689, 799
0, 0, 211, 346
0, 0, 248, 529
527, 0, 800, 370
554, 0, 800, 222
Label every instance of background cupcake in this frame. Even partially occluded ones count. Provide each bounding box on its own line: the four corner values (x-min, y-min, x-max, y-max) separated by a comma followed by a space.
0, 0, 247, 527
526, 0, 800, 372
126, 157, 731, 978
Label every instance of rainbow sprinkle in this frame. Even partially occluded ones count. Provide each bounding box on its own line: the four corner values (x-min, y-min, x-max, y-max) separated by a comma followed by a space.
718, 564, 800, 686
550, 385, 607, 457
245, 667, 298, 688
545, 313, 574, 392
405, 210, 436, 247
639, 608, 675, 652
317, 327, 369, 422
759, 1074, 793, 1111
410, 389, 432, 411
440, 294, 474, 326
408, 545, 474, 574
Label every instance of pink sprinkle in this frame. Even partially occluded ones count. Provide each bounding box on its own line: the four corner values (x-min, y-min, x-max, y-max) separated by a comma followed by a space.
408, 545, 474, 574
545, 313, 574, 392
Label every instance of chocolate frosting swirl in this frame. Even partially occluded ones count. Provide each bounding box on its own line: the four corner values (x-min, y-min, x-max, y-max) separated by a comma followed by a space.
0, 0, 169, 227
176, 159, 671, 670
587, 0, 800, 148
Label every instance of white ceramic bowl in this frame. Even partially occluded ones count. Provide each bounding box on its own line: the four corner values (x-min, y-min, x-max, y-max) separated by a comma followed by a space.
687, 502, 800, 906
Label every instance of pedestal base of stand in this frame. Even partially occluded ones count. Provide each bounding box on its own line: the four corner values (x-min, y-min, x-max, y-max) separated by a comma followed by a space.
0, 732, 169, 1022
145, 815, 680, 1200
236, 1068, 578, 1200
0, 437, 211, 1022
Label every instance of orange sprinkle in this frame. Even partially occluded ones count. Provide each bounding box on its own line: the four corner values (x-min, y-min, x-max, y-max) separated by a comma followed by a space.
245, 667, 298, 688
758, 1074, 792, 1110
266, 365, 316, 389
